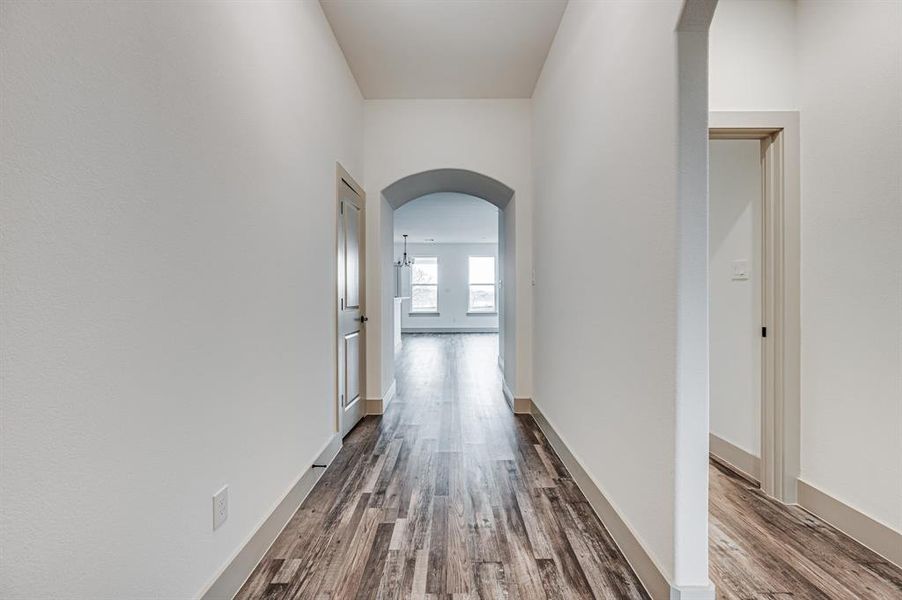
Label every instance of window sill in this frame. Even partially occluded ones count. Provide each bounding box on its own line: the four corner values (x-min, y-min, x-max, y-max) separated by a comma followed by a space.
409, 311, 440, 316
467, 311, 498, 316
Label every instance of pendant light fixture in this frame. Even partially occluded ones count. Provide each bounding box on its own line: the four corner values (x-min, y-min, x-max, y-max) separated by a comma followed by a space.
394, 234, 415, 268
393, 234, 414, 298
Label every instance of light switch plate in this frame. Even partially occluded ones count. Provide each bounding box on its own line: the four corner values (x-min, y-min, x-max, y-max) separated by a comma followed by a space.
213, 485, 229, 530
731, 259, 749, 281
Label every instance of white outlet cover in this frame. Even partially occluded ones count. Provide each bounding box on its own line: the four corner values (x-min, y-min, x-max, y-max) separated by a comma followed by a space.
213, 485, 229, 530
731, 259, 750, 281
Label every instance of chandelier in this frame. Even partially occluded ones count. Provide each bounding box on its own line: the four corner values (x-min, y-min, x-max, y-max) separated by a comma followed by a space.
394, 234, 415, 267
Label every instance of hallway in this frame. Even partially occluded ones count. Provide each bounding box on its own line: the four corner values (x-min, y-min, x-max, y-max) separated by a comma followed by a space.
236, 334, 648, 599
4, 3, 901, 598
237, 334, 902, 599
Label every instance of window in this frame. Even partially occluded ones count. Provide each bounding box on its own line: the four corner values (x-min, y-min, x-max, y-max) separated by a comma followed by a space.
410, 257, 438, 312
468, 256, 496, 312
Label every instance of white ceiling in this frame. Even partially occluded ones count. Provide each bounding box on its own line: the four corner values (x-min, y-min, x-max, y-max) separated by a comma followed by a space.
394, 193, 499, 244
319, 0, 568, 99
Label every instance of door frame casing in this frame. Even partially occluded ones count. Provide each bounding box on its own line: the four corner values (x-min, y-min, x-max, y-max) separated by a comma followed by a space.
335, 163, 366, 435
709, 111, 800, 503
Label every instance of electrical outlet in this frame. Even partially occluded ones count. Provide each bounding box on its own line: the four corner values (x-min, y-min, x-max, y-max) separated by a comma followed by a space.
213, 485, 229, 530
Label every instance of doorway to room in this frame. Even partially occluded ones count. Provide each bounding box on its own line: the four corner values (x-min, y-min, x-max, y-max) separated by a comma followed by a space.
705, 114, 855, 598
707, 112, 801, 502
376, 168, 522, 415
391, 191, 501, 410
708, 137, 763, 484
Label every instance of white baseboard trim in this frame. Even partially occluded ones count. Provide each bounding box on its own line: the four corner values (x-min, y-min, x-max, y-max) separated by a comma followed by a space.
797, 479, 902, 568
366, 378, 396, 415
670, 584, 716, 600
501, 378, 531, 414
198, 433, 342, 600
501, 378, 513, 407
401, 327, 499, 334
384, 378, 396, 409
512, 397, 532, 414
532, 403, 713, 600
709, 433, 760, 484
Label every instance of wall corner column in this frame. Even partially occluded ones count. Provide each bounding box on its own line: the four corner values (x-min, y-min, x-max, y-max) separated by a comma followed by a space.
673, 1, 718, 596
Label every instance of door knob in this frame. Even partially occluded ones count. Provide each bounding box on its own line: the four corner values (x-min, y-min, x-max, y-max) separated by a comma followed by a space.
359, 315, 369, 323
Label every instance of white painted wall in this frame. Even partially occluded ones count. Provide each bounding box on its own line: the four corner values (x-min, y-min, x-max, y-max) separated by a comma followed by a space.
797, 0, 902, 532
709, 139, 762, 458
709, 0, 798, 111
0, 2, 363, 598
533, 1, 711, 589
710, 0, 902, 533
364, 100, 533, 400
397, 243, 499, 331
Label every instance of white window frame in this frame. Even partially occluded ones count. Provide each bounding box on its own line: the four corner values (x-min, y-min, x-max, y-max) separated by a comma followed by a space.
467, 255, 497, 314
410, 256, 439, 314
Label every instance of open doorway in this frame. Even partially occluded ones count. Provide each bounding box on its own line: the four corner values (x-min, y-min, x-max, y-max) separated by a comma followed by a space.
707, 111, 801, 502
708, 137, 763, 484
706, 113, 855, 596
391, 192, 501, 405
376, 168, 523, 415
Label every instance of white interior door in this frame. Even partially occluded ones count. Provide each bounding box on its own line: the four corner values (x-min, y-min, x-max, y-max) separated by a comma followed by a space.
337, 174, 365, 438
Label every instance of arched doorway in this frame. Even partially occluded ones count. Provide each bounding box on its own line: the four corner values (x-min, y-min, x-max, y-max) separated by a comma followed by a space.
374, 168, 522, 413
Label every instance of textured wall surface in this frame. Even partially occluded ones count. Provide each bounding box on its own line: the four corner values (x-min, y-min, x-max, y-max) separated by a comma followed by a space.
0, 2, 363, 597
797, 0, 902, 531
532, 0, 694, 584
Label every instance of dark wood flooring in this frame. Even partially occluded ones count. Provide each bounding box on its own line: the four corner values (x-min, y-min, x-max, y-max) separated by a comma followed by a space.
709, 460, 902, 599
237, 333, 902, 599
236, 333, 647, 599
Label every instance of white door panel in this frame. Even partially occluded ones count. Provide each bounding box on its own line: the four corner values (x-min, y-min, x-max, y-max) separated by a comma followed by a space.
344, 331, 360, 408
337, 174, 365, 438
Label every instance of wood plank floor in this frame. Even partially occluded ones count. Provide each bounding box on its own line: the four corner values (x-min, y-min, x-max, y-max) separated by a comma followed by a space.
237, 333, 902, 599
709, 460, 902, 599
236, 333, 648, 599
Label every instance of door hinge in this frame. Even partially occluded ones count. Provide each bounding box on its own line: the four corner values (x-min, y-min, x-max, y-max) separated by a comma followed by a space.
762, 326, 767, 338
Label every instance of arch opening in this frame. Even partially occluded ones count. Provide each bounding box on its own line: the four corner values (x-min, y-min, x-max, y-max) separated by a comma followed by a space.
376, 168, 520, 414
382, 168, 514, 211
